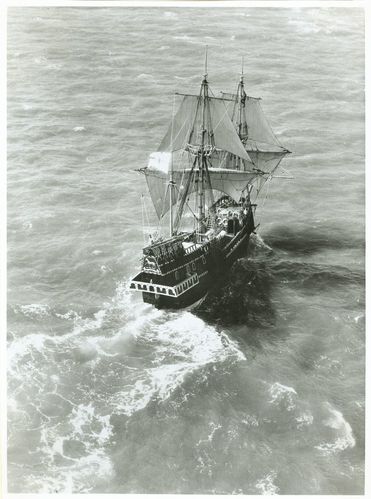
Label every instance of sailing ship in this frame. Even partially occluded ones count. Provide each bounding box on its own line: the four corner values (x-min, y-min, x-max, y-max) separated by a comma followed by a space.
129, 65, 290, 309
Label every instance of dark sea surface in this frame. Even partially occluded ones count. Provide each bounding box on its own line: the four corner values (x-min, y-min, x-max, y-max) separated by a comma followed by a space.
7, 6, 365, 494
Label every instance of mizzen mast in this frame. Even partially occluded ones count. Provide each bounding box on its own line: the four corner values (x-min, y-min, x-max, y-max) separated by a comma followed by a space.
169, 95, 176, 237
236, 57, 248, 143
196, 46, 212, 242
197, 76, 207, 240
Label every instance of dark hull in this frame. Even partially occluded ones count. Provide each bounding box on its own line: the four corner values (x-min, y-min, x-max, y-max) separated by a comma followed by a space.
143, 227, 252, 309
130, 204, 255, 310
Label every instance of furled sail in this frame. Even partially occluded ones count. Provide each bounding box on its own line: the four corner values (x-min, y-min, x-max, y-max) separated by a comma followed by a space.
158, 95, 251, 163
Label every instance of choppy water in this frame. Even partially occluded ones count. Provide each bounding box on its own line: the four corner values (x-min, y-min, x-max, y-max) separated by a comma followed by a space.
7, 6, 365, 494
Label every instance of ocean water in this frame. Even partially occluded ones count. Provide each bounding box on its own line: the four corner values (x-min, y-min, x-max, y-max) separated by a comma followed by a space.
7, 6, 365, 494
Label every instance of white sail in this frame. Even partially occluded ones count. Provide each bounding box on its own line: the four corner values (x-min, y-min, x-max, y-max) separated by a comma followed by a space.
243, 99, 282, 148
144, 166, 255, 218
220, 90, 290, 179
144, 77, 290, 221
158, 95, 251, 162
147, 151, 172, 173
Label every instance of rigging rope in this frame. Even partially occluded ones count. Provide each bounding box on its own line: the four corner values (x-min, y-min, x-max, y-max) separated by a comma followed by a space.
257, 100, 284, 147
261, 176, 271, 208
174, 183, 199, 229
141, 194, 152, 245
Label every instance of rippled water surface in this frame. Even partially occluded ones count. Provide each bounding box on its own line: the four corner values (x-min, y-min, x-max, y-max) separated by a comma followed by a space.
7, 6, 364, 494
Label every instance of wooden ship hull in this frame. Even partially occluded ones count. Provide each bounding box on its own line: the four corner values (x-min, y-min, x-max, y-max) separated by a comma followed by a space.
130, 200, 255, 309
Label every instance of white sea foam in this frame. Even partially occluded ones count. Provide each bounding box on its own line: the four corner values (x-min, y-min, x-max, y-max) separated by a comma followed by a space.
55, 310, 79, 320
296, 411, 314, 428
207, 422, 222, 441
268, 382, 297, 411
8, 333, 49, 373
70, 403, 113, 445
242, 415, 259, 427
32, 402, 114, 493
315, 403, 355, 455
252, 233, 272, 251
8, 306, 110, 376
17, 303, 50, 318
72, 309, 107, 336
114, 312, 245, 416
256, 471, 279, 495
73, 126, 86, 132
9, 286, 243, 428
113, 364, 188, 416
70, 403, 95, 436
36, 448, 113, 493
76, 335, 120, 360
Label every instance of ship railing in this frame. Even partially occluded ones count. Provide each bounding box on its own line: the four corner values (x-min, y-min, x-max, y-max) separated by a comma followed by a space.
142, 265, 161, 274
129, 273, 199, 298
184, 243, 198, 255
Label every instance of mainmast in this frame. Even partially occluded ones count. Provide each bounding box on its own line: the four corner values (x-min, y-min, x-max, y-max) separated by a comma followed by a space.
168, 94, 176, 237
196, 49, 210, 241
169, 162, 174, 237
197, 76, 208, 239
236, 59, 248, 143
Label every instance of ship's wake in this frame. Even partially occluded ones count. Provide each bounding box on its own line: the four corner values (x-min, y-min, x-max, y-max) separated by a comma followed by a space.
8, 281, 246, 493
7, 227, 364, 493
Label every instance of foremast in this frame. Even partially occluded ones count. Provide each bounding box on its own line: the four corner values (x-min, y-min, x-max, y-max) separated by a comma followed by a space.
196, 72, 210, 242
169, 158, 174, 237
236, 69, 248, 143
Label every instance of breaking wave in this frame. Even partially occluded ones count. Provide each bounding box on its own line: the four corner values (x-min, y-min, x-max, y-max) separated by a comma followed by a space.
8, 281, 246, 492
29, 403, 114, 493
268, 382, 297, 412
113, 311, 245, 416
256, 471, 279, 495
315, 402, 356, 455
